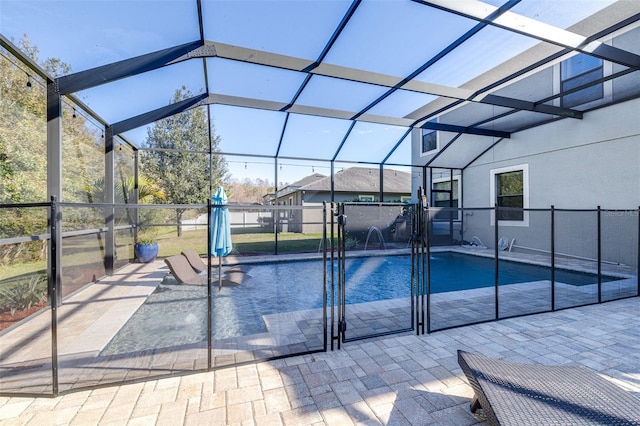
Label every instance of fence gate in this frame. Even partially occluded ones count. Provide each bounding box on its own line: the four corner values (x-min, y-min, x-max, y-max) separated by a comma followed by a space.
332, 200, 428, 347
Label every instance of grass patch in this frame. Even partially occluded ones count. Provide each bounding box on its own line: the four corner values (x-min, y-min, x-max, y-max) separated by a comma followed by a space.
156, 229, 328, 256
1, 229, 329, 283
0, 261, 46, 282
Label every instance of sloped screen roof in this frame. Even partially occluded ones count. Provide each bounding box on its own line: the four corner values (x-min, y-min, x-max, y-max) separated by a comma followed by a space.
2, 0, 639, 170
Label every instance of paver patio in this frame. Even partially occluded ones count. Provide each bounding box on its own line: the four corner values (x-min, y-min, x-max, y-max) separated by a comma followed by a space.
1, 293, 639, 425
1, 247, 638, 424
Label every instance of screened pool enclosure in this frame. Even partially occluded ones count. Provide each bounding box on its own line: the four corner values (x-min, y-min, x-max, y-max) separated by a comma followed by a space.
1, 0, 640, 397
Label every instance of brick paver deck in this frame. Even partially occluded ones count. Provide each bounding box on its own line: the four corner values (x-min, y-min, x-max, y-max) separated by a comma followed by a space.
1, 296, 639, 425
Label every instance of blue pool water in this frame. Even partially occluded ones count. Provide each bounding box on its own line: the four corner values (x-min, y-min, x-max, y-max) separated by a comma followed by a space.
101, 252, 613, 355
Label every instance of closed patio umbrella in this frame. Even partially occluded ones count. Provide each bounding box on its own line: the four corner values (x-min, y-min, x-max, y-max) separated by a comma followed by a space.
210, 186, 232, 290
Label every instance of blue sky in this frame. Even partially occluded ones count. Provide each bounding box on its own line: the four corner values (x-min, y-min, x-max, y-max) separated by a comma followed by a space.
0, 0, 618, 182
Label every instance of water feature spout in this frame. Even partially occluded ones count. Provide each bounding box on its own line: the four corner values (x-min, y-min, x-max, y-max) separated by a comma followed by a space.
317, 237, 332, 253
472, 236, 486, 248
364, 226, 386, 250
463, 236, 487, 248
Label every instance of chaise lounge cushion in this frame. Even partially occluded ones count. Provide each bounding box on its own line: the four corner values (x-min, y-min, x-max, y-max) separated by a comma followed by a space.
181, 248, 250, 277
181, 248, 209, 273
164, 255, 207, 285
457, 350, 640, 425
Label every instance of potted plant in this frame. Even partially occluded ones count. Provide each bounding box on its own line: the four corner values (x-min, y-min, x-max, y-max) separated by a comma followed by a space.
134, 230, 159, 263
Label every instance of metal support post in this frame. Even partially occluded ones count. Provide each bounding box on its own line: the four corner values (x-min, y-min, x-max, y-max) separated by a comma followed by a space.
494, 203, 499, 319
104, 126, 115, 275
274, 160, 278, 255
379, 164, 384, 202
551, 206, 555, 310
47, 79, 62, 307
49, 196, 59, 396
597, 206, 602, 303
330, 202, 336, 351
207, 198, 212, 370
424, 193, 431, 335
322, 202, 328, 351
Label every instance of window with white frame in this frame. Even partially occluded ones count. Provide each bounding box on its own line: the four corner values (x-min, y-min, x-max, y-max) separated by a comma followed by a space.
490, 164, 529, 226
358, 195, 375, 202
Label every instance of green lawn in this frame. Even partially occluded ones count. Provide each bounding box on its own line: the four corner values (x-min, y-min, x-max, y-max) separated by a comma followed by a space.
1, 229, 329, 283
0, 260, 46, 282
157, 228, 328, 256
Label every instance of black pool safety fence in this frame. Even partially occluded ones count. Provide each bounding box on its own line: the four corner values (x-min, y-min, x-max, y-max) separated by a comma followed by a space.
1, 199, 639, 397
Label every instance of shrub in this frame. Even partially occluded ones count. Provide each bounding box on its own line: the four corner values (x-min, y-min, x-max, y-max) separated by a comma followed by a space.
344, 235, 359, 249
0, 273, 47, 316
136, 228, 158, 245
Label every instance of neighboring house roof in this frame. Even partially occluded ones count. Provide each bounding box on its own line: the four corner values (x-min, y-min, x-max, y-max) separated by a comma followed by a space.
276, 173, 326, 198
268, 167, 411, 203
290, 173, 327, 188
301, 167, 410, 193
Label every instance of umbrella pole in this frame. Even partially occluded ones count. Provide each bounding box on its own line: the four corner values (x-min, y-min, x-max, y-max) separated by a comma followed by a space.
218, 256, 222, 291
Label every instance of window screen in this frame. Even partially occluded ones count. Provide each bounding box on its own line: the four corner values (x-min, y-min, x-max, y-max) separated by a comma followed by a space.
561, 54, 603, 108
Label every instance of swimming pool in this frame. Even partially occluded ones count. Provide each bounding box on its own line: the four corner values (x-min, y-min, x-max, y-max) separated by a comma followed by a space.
100, 252, 615, 355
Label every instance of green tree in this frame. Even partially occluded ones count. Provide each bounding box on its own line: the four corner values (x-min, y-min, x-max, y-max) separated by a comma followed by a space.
141, 87, 227, 236
0, 36, 47, 204
90, 175, 165, 206
0, 35, 65, 263
0, 34, 104, 263
227, 177, 274, 204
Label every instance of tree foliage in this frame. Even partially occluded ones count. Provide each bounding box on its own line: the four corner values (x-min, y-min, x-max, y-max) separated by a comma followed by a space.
227, 178, 274, 204
0, 35, 109, 263
1, 36, 228, 265
0, 36, 47, 204
141, 87, 227, 235
0, 37, 53, 263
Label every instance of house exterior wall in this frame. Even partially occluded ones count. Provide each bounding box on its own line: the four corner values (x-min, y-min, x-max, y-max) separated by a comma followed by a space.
298, 203, 325, 234
463, 98, 640, 210
416, 98, 640, 266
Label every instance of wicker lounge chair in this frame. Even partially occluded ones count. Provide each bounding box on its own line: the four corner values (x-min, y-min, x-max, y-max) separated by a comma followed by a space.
457, 350, 640, 425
